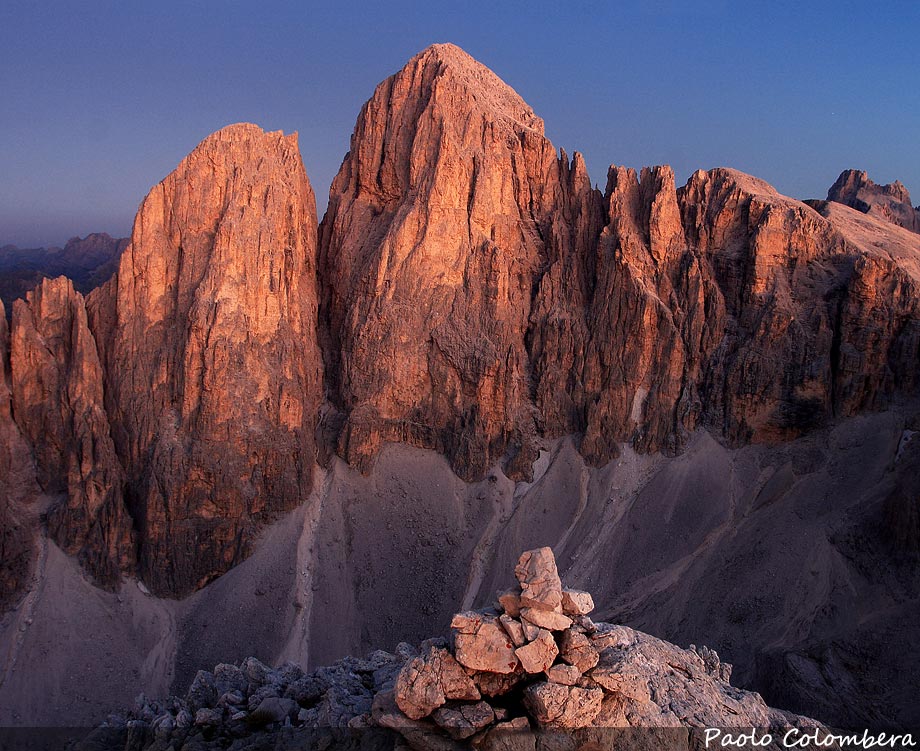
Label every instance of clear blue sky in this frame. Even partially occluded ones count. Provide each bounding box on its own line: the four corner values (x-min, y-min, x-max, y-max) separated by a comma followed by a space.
1, 0, 918, 247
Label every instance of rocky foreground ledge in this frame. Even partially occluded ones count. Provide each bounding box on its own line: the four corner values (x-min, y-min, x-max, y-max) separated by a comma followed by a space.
78, 549, 824, 750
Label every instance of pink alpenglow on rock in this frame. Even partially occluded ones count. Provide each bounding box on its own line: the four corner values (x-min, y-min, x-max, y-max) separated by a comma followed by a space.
394, 646, 480, 720
559, 627, 601, 673
523, 681, 605, 728
546, 664, 581, 686
561, 589, 594, 616
499, 614, 527, 647
514, 547, 564, 611
451, 611, 520, 674
520, 607, 573, 632
514, 629, 559, 673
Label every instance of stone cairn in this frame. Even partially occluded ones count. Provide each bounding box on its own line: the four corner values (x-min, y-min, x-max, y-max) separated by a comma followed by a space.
84, 546, 821, 750
383, 547, 616, 737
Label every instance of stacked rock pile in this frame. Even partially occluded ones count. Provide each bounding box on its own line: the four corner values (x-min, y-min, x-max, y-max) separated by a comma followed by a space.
79, 547, 824, 750
388, 547, 608, 733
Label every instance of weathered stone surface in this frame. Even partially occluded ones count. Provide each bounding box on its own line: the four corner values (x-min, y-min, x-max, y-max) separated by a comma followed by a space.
194, 707, 223, 727
514, 628, 558, 673
499, 614, 526, 647
240, 656, 272, 686
187, 670, 218, 712
514, 547, 563, 611
559, 628, 600, 673
590, 624, 635, 652
546, 664, 581, 686
0, 299, 38, 610
213, 663, 247, 696
520, 618, 540, 642
572, 615, 597, 634
827, 169, 920, 234
451, 611, 519, 674
88, 123, 323, 596
590, 666, 651, 703
248, 696, 297, 725
319, 43, 604, 482
479, 717, 535, 751
395, 645, 480, 719
522, 681, 604, 728
561, 588, 594, 616
10, 277, 134, 585
471, 666, 526, 698
375, 690, 471, 749
497, 590, 522, 617
520, 607, 572, 632
432, 700, 495, 740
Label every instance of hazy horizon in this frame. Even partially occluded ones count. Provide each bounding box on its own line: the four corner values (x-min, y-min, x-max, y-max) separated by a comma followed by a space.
2, 1, 918, 247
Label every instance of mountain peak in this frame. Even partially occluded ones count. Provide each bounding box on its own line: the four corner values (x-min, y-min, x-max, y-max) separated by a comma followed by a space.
392, 43, 543, 133
828, 169, 920, 233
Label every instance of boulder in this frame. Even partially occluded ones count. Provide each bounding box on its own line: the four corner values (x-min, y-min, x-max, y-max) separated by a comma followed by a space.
186, 670, 218, 712
497, 590, 522, 617
213, 663, 247, 695
522, 681, 604, 728
240, 656, 272, 686
451, 611, 519, 674
514, 629, 558, 674
520, 618, 540, 642
514, 548, 563, 611
559, 628, 600, 673
560, 589, 594, 616
472, 668, 527, 698
546, 664, 581, 686
432, 701, 496, 740
479, 717, 536, 751
590, 664, 651, 703
248, 697, 297, 725
499, 614, 526, 647
395, 646, 480, 720
194, 707, 223, 727
520, 607, 572, 632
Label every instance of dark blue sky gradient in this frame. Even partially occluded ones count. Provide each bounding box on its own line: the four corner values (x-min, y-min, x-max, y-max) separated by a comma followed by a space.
1, 1, 918, 246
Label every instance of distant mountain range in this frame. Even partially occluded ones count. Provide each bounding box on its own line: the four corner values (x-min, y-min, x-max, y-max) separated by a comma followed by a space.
0, 233, 127, 312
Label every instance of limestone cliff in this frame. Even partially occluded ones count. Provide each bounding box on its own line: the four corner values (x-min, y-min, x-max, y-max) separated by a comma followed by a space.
319, 43, 604, 480
827, 169, 920, 234
9, 278, 133, 586
2, 45, 920, 604
88, 124, 323, 596
0, 299, 38, 608
321, 46, 920, 478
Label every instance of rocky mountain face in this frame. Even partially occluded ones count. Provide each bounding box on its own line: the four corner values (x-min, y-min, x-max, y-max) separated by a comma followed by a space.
0, 299, 38, 610
87, 123, 323, 596
827, 169, 920, 234
319, 43, 605, 481
11, 278, 134, 585
0, 42, 918, 594
78, 549, 822, 750
322, 44, 920, 480
1, 41, 919, 729
0, 233, 127, 312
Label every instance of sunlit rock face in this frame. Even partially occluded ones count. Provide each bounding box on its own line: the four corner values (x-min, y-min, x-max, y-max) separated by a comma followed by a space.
88, 123, 323, 596
0, 298, 38, 609
10, 277, 133, 586
319, 43, 605, 481
320, 44, 920, 479
1, 45, 920, 605
827, 169, 920, 234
